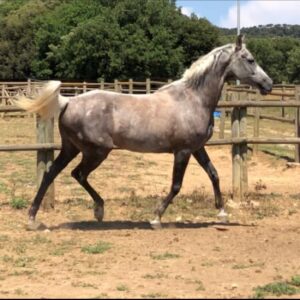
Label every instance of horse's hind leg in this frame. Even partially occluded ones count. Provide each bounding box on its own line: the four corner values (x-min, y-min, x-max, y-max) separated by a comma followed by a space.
28, 144, 79, 229
71, 148, 110, 222
151, 150, 191, 228
192, 147, 228, 220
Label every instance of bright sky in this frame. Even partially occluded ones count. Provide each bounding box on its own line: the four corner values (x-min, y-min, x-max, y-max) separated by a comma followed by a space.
176, 0, 300, 28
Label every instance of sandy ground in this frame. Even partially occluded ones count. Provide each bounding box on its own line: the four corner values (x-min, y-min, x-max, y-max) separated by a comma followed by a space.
0, 144, 299, 299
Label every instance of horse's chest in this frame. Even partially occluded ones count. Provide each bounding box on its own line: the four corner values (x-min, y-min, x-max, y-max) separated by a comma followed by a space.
190, 125, 213, 144
179, 117, 214, 149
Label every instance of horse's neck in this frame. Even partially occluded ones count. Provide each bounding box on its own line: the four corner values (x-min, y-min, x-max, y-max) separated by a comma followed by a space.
197, 72, 226, 112
187, 47, 233, 112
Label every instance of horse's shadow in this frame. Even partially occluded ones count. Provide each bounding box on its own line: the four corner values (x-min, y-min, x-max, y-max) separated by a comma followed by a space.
49, 220, 254, 231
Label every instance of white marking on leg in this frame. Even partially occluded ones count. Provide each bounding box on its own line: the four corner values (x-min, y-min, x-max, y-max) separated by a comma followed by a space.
27, 218, 47, 231
217, 208, 229, 224
150, 217, 162, 229
217, 208, 228, 217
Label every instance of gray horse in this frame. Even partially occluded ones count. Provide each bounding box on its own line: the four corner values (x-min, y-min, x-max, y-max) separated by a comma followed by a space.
16, 35, 272, 229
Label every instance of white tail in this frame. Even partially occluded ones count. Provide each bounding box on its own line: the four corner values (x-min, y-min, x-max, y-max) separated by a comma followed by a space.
14, 81, 69, 120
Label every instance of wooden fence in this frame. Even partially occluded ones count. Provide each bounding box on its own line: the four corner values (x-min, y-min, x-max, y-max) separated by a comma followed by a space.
1, 79, 300, 207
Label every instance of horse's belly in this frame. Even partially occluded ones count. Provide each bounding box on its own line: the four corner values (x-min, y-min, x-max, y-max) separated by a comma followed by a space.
113, 134, 172, 153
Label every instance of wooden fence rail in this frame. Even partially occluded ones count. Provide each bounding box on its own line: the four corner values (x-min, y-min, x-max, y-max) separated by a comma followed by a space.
0, 80, 300, 207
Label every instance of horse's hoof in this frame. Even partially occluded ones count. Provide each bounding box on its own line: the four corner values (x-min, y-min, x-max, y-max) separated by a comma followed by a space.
218, 218, 229, 225
26, 219, 47, 231
217, 209, 229, 224
150, 219, 162, 230
94, 206, 104, 222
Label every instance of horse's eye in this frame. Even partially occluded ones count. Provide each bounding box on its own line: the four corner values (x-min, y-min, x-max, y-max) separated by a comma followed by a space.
248, 59, 255, 65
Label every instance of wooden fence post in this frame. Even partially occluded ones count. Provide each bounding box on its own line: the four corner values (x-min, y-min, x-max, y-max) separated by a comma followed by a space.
36, 116, 55, 210
27, 78, 31, 95
253, 90, 260, 155
295, 86, 300, 163
100, 78, 104, 90
240, 92, 248, 196
1, 84, 4, 106
146, 78, 151, 94
114, 79, 119, 92
129, 79, 133, 94
281, 83, 285, 118
231, 91, 248, 201
219, 83, 227, 139
83, 81, 87, 93
231, 93, 241, 200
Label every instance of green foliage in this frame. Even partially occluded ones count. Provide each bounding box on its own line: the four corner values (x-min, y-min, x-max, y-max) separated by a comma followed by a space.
1, 0, 299, 83
290, 275, 300, 287
81, 241, 111, 254
0, 0, 28, 19
32, 0, 106, 79
253, 275, 300, 299
150, 252, 180, 260
178, 15, 220, 66
0, 0, 220, 81
253, 280, 299, 298
221, 24, 300, 38
9, 197, 28, 209
0, 0, 62, 79
287, 47, 300, 83
116, 284, 129, 292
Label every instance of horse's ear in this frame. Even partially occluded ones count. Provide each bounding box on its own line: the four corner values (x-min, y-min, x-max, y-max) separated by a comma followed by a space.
235, 34, 244, 51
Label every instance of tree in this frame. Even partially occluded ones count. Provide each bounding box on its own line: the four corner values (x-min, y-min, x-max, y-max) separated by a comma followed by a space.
0, 0, 221, 80
49, 13, 124, 80
178, 14, 220, 67
112, 0, 185, 79
287, 47, 300, 83
31, 0, 105, 78
0, 0, 61, 79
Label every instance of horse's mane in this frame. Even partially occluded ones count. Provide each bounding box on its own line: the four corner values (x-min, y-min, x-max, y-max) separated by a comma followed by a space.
182, 44, 234, 89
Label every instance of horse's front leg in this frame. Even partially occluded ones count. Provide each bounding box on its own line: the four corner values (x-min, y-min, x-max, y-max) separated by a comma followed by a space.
151, 150, 191, 228
192, 147, 228, 221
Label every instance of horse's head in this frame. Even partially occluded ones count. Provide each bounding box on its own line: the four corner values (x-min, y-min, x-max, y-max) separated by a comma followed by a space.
226, 35, 273, 95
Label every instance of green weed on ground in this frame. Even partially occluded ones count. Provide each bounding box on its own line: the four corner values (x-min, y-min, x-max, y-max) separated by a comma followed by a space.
81, 241, 112, 254
9, 197, 28, 209
290, 275, 300, 287
150, 252, 180, 260
253, 275, 300, 298
116, 284, 129, 292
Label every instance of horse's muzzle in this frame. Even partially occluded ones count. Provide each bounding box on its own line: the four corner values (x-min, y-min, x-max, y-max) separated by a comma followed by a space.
260, 86, 272, 95
258, 78, 273, 95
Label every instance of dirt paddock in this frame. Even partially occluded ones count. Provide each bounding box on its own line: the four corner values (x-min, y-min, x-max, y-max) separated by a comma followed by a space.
0, 134, 300, 298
